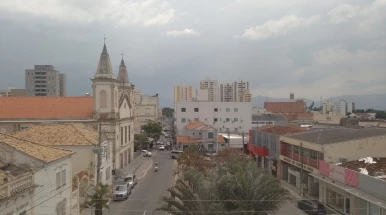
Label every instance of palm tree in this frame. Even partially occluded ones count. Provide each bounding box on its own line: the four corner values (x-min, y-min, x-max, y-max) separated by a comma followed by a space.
157, 151, 289, 215
86, 183, 111, 215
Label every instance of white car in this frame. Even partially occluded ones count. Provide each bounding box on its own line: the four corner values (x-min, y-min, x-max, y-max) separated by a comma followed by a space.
142, 150, 152, 157
158, 145, 165, 150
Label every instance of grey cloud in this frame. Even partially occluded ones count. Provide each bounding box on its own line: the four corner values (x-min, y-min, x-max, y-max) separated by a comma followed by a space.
0, 0, 385, 107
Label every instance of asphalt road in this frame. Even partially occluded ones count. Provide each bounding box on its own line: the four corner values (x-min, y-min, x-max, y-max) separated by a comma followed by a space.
110, 150, 177, 215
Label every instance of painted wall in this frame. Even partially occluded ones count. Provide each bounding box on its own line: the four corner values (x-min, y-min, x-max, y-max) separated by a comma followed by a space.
176, 102, 252, 134
33, 157, 72, 215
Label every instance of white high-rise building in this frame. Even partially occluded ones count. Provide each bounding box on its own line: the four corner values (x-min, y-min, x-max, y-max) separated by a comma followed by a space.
219, 81, 251, 102
200, 77, 218, 102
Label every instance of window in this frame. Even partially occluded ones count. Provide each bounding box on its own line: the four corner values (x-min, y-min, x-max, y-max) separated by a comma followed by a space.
234, 118, 238, 122
120, 127, 123, 145
106, 167, 111, 180
56, 199, 67, 215
226, 108, 230, 112
234, 108, 238, 112
125, 126, 127, 143
226, 128, 230, 132
310, 150, 317, 160
234, 128, 238, 132
214, 108, 218, 112
293, 146, 299, 154
181, 108, 186, 112
214, 118, 218, 122
99, 90, 107, 108
128, 125, 131, 141
106, 145, 110, 160
56, 172, 61, 189
181, 118, 186, 123
61, 169, 66, 186
226, 118, 230, 122
194, 108, 199, 112
208, 132, 214, 138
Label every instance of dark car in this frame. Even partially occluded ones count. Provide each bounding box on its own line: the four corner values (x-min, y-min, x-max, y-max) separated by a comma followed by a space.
297, 200, 326, 215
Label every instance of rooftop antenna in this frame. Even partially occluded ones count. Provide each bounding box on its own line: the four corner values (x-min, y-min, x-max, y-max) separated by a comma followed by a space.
121, 52, 124, 60
104, 34, 106, 44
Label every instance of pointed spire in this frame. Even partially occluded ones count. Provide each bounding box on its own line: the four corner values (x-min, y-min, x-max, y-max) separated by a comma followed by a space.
96, 39, 113, 75
117, 56, 129, 83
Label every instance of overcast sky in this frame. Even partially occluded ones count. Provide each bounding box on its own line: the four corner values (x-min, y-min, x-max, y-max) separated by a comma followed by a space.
0, 0, 385, 107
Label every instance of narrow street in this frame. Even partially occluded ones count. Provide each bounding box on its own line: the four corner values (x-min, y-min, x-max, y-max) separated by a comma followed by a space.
109, 150, 177, 215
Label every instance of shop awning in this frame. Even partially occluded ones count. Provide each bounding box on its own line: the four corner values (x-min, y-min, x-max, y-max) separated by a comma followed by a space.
311, 173, 386, 209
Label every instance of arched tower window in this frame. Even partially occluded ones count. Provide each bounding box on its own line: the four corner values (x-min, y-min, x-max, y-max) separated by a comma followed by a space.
115, 91, 118, 108
100, 90, 107, 108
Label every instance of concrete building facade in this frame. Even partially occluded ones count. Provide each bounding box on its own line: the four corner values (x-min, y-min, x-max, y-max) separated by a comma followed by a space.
175, 101, 252, 135
278, 128, 386, 199
25, 65, 66, 96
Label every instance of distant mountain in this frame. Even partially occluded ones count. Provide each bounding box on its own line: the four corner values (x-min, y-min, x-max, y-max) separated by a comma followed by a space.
252, 94, 386, 110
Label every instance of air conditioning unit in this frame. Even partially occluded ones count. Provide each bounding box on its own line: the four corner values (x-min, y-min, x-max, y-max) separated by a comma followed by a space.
339, 158, 348, 163
239, 126, 242, 129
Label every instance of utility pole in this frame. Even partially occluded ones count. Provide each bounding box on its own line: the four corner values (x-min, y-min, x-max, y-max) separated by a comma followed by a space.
300, 141, 304, 198
242, 131, 245, 152
227, 130, 230, 148
96, 123, 102, 184
216, 129, 219, 153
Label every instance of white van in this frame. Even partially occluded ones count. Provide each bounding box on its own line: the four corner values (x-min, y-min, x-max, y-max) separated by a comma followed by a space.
170, 150, 183, 159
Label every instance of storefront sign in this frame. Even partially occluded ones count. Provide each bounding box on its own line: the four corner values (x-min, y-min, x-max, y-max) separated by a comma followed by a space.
280, 155, 317, 173
329, 164, 345, 183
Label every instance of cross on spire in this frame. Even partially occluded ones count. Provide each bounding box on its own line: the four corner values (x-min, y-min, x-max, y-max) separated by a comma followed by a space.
121, 52, 124, 59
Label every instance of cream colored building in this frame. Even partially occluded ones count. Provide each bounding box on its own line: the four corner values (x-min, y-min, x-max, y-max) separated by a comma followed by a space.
174, 84, 194, 102
200, 77, 218, 102
133, 88, 159, 122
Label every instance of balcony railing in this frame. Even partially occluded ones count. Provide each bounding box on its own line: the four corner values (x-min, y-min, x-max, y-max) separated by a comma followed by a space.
0, 173, 34, 200
281, 150, 318, 168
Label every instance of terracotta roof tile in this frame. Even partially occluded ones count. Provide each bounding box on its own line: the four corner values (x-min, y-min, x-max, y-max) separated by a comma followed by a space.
177, 136, 201, 144
338, 157, 386, 180
177, 135, 226, 144
13, 124, 98, 146
186, 121, 203, 130
0, 133, 72, 163
217, 135, 226, 143
0, 97, 93, 119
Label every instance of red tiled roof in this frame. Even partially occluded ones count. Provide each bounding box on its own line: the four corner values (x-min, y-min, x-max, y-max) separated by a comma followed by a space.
0, 97, 93, 119
259, 125, 307, 136
177, 136, 201, 144
177, 135, 226, 144
186, 121, 203, 130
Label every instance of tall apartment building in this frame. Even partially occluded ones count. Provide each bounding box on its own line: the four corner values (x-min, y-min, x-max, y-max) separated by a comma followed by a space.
219, 81, 251, 102
25, 65, 66, 96
322, 99, 355, 116
174, 84, 194, 102
200, 77, 218, 102
219, 82, 234, 102
234, 81, 250, 102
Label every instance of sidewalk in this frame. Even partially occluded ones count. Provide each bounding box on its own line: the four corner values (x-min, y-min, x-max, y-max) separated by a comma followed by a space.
117, 152, 144, 176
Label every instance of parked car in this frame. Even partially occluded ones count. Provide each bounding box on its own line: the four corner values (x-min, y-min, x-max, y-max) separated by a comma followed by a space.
159, 145, 165, 150
124, 174, 137, 188
142, 150, 152, 157
297, 200, 326, 215
113, 182, 131, 201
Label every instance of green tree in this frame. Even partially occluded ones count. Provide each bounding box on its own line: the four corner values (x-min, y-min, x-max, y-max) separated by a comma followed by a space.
158, 150, 289, 215
134, 134, 148, 150
308, 101, 314, 111
142, 121, 163, 140
375, 111, 386, 119
86, 184, 111, 215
